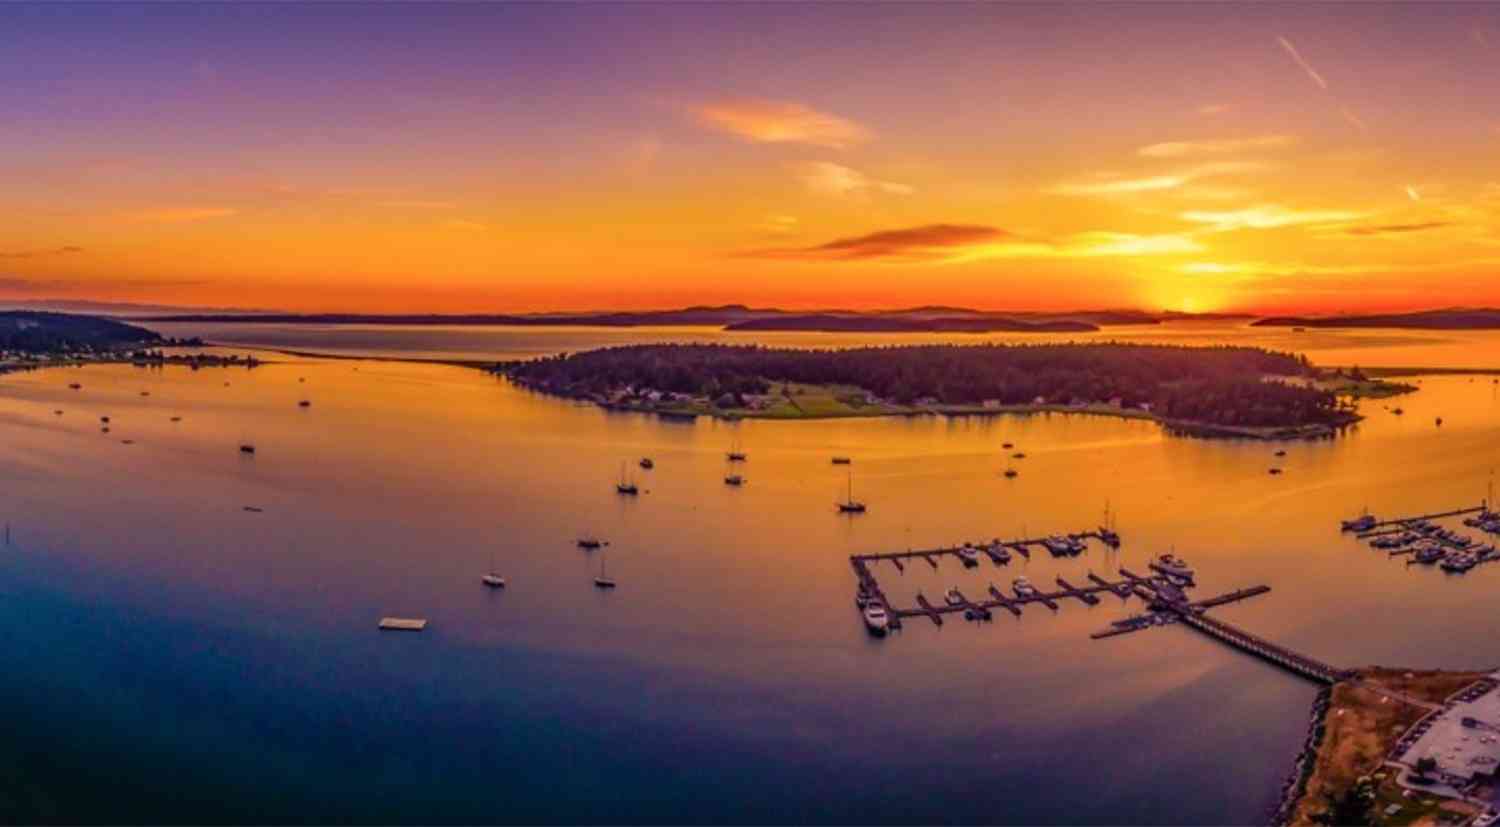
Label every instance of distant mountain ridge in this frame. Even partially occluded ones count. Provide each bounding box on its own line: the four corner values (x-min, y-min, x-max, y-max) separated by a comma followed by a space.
1252, 309, 1500, 330
146, 305, 1238, 330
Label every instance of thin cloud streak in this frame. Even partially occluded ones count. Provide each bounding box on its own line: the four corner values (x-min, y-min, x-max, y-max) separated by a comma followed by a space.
694, 99, 871, 149
0, 245, 84, 260
794, 162, 913, 197
1180, 204, 1366, 232
1277, 36, 1328, 90
1138, 135, 1296, 158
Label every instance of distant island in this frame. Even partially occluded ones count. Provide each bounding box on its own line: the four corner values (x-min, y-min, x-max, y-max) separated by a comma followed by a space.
723, 314, 1097, 333
0, 311, 241, 375
146, 305, 1247, 331
500, 342, 1396, 439
1, 310, 161, 352
1254, 309, 1500, 330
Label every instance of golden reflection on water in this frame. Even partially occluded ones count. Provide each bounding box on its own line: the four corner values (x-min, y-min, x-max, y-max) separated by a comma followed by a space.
3, 340, 1500, 822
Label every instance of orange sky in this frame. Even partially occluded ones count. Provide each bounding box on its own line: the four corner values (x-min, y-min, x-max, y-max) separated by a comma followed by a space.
1, 4, 1498, 314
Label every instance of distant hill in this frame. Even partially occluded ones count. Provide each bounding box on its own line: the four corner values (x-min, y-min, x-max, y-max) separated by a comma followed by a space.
724, 314, 1097, 333
148, 305, 1219, 330
1252, 309, 1500, 330
0, 311, 161, 351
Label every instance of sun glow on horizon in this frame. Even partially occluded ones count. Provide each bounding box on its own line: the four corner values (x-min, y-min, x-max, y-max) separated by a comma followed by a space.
0, 3, 1496, 314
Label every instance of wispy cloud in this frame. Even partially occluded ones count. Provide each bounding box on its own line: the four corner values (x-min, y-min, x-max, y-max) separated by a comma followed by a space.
760, 215, 800, 236
1052, 162, 1266, 196
0, 245, 83, 260
1335, 221, 1453, 237
1340, 106, 1368, 133
794, 161, 912, 197
694, 99, 870, 149
377, 200, 457, 210
127, 206, 236, 223
1197, 103, 1232, 116
1138, 135, 1296, 158
744, 224, 1005, 261
1180, 204, 1366, 232
1277, 36, 1328, 90
743, 224, 1201, 263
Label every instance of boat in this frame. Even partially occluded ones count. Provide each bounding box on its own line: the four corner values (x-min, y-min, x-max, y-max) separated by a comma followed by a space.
1436, 417, 1443, 427
1002, 442, 1014, 449
53, 410, 62, 416
239, 443, 255, 454
1012, 576, 1038, 598
482, 546, 506, 588
862, 603, 889, 636
577, 535, 603, 549
68, 382, 81, 390
170, 416, 181, 422
1003, 468, 1018, 478
1042, 536, 1072, 556
1341, 513, 1377, 532
1441, 552, 1476, 572
298, 400, 311, 408
1392, 407, 1405, 416
987, 542, 1012, 563
724, 474, 744, 486
615, 462, 639, 495
726, 439, 747, 462
1154, 553, 1194, 579
1274, 449, 1287, 457
593, 551, 617, 588
1012, 452, 1027, 459
956, 545, 979, 566
1414, 544, 1446, 564
99, 416, 110, 423
855, 584, 873, 608
837, 470, 866, 513
242, 505, 264, 513
943, 587, 965, 607
139, 391, 150, 397
1268, 467, 1283, 475
639, 457, 654, 470
831, 456, 851, 465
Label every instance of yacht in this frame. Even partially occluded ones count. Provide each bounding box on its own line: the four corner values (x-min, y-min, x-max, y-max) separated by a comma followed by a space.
615, 462, 639, 495
726, 439, 747, 462
724, 474, 744, 486
837, 470, 866, 513
831, 456, 851, 465
1012, 576, 1038, 598
239, 443, 255, 454
482, 549, 506, 588
1341, 513, 1377, 532
1155, 553, 1195, 580
943, 587, 965, 607
956, 545, 979, 567
1043, 536, 1073, 556
1441, 552, 1476, 573
593, 552, 617, 588
987, 542, 1012, 563
639, 457, 654, 470
1414, 544, 1446, 565
577, 535, 603, 550
862, 603, 889, 636
1003, 468, 1018, 478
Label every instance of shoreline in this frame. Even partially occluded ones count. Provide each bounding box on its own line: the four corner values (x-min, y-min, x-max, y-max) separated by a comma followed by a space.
506, 376, 1362, 441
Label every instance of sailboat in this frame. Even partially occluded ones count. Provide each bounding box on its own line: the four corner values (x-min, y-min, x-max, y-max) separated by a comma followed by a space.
726, 437, 747, 462
593, 550, 617, 589
615, 462, 639, 495
482, 547, 506, 588
837, 469, 866, 513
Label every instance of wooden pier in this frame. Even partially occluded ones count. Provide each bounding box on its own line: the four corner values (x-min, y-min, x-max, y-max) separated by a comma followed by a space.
1362, 505, 1486, 531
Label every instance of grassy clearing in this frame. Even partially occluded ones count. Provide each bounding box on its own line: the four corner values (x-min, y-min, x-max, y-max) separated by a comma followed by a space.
1290, 670, 1487, 827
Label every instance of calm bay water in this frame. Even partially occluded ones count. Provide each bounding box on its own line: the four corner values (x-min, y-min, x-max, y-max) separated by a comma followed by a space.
3, 321, 1500, 822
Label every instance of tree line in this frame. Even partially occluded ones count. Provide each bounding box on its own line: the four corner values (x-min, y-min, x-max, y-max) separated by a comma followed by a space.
506, 343, 1343, 428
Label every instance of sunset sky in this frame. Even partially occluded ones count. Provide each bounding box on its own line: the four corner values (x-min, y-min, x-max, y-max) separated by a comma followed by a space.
2, 3, 1498, 314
